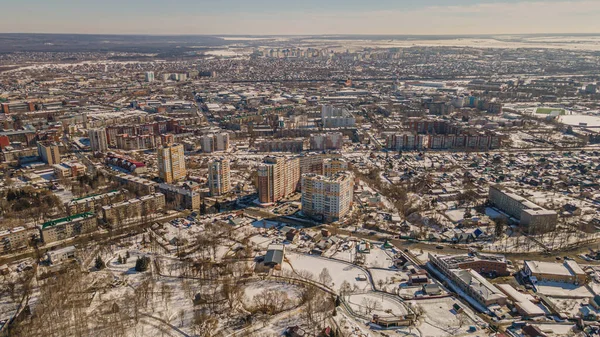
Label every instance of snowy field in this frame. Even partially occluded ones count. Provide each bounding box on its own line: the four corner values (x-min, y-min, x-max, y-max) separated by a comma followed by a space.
345, 292, 409, 317
284, 252, 372, 292
412, 297, 485, 337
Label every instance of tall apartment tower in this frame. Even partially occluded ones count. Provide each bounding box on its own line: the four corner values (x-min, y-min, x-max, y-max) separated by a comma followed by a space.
323, 158, 348, 177
208, 158, 231, 196
201, 133, 230, 153
301, 172, 354, 222
145, 71, 155, 82
157, 143, 186, 183
257, 156, 300, 204
88, 128, 108, 152
37, 141, 60, 165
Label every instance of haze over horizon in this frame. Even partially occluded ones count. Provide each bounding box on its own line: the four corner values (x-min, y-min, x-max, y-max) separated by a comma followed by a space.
2, 0, 600, 35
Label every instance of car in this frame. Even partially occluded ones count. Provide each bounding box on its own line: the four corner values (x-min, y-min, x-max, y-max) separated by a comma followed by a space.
436, 245, 444, 250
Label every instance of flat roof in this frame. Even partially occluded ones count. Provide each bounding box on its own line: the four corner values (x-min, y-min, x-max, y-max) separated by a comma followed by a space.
525, 260, 584, 277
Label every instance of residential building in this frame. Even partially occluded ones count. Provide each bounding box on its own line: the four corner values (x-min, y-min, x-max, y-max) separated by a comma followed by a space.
200, 133, 229, 153
157, 183, 201, 210
523, 260, 588, 285
113, 173, 156, 195
157, 143, 186, 183
0, 226, 36, 253
298, 153, 342, 175
257, 139, 304, 152
145, 71, 155, 82
208, 158, 231, 196
88, 128, 108, 152
66, 190, 123, 215
39, 212, 97, 243
310, 132, 344, 151
53, 161, 87, 179
301, 172, 354, 222
102, 193, 165, 224
489, 185, 557, 233
257, 156, 300, 204
321, 105, 355, 128
37, 141, 60, 165
323, 158, 349, 177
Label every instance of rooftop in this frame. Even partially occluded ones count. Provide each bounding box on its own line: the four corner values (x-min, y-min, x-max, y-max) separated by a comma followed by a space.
41, 212, 95, 229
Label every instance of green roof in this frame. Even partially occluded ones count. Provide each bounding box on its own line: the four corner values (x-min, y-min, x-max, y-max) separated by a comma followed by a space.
41, 212, 95, 229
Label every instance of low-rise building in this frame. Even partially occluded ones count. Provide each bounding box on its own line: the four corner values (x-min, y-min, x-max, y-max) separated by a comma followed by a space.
66, 190, 123, 215
113, 173, 156, 195
53, 161, 87, 179
0, 226, 36, 253
429, 253, 508, 308
523, 260, 587, 285
39, 212, 97, 243
102, 193, 165, 224
157, 183, 201, 210
489, 185, 557, 233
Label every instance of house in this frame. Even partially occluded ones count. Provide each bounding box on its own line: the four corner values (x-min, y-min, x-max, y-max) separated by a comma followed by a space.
522, 324, 547, 337
408, 274, 429, 285
579, 306, 599, 321
285, 228, 300, 243
590, 295, 600, 310
46, 246, 77, 265
264, 244, 285, 269
422, 283, 442, 295
285, 325, 306, 337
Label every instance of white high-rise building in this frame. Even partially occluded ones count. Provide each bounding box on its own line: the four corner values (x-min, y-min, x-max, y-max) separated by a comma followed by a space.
301, 172, 354, 222
88, 128, 108, 152
145, 71, 155, 82
208, 158, 231, 196
200, 133, 229, 153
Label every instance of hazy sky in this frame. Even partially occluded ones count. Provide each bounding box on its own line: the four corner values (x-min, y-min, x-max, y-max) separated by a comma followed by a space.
1, 0, 600, 35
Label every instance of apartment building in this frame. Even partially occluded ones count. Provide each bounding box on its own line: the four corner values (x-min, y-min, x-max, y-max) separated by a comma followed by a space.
39, 212, 97, 243
66, 190, 123, 215
298, 153, 342, 176
113, 173, 156, 195
321, 105, 355, 128
310, 132, 344, 151
301, 172, 354, 222
0, 226, 37, 253
157, 143, 186, 183
37, 141, 60, 165
489, 185, 557, 233
200, 132, 230, 153
257, 139, 305, 153
323, 158, 349, 177
257, 156, 300, 204
88, 128, 109, 152
208, 158, 231, 196
385, 133, 428, 150
158, 183, 201, 210
102, 193, 165, 224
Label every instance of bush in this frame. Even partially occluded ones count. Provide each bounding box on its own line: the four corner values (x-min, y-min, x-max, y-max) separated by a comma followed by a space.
135, 256, 151, 272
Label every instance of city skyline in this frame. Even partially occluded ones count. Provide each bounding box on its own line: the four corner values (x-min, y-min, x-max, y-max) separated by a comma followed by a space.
2, 0, 600, 35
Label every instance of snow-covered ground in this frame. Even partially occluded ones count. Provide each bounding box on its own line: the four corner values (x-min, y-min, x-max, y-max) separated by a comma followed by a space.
284, 252, 372, 292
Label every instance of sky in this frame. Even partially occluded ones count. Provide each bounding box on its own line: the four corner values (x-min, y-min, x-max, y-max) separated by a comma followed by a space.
1, 0, 600, 35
